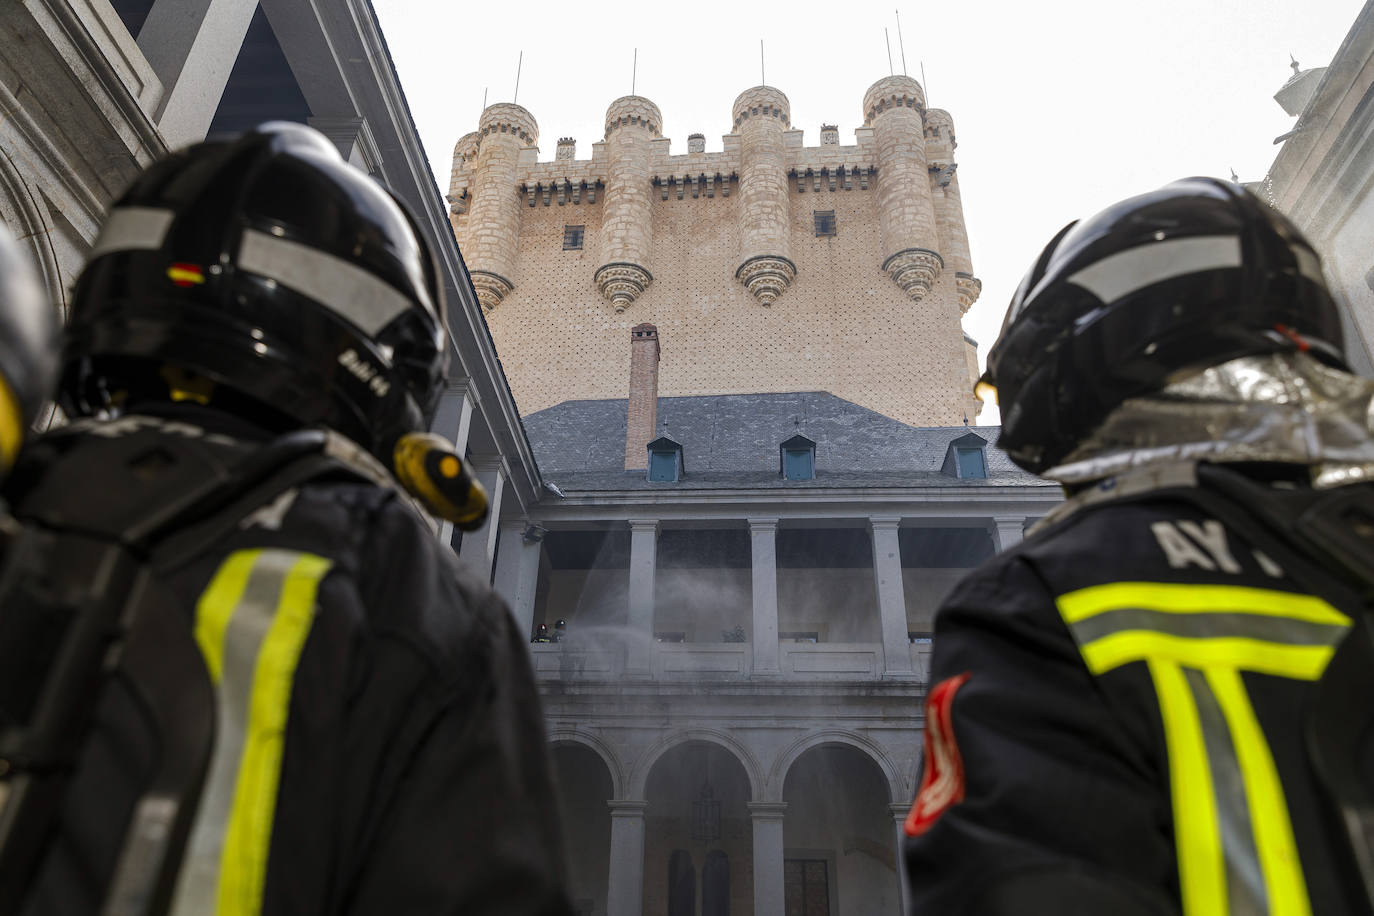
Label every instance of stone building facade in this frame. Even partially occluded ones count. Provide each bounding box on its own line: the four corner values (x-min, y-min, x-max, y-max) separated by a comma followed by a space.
448, 77, 984, 427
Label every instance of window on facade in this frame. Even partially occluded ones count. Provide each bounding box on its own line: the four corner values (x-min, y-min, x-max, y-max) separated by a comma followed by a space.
909, 632, 933, 645
956, 446, 988, 479
563, 224, 585, 249
813, 210, 837, 237
780, 631, 820, 643
655, 632, 687, 643
784, 859, 830, 915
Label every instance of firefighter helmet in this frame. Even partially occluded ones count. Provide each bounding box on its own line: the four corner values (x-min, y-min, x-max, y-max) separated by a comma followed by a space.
61, 122, 448, 463
981, 177, 1345, 474
0, 223, 58, 473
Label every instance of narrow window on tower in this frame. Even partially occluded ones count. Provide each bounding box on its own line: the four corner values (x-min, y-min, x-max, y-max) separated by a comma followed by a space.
813, 210, 837, 237
563, 225, 585, 250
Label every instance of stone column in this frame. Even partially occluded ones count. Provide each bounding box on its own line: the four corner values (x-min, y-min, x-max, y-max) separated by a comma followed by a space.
138, 0, 258, 149
595, 96, 660, 312
465, 103, 538, 312
431, 381, 475, 548
460, 457, 506, 582
750, 802, 788, 916
925, 109, 981, 315
991, 516, 1026, 552
626, 519, 659, 677
732, 86, 796, 305
492, 521, 542, 640
749, 518, 781, 676
890, 802, 914, 915
607, 800, 648, 916
863, 75, 943, 302
871, 517, 914, 676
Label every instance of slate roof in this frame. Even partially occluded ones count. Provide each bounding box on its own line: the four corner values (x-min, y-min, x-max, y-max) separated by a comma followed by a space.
523, 391, 1053, 492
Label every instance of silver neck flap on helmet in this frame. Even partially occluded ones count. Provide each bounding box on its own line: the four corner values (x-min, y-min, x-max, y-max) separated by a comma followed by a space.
1042, 351, 1374, 491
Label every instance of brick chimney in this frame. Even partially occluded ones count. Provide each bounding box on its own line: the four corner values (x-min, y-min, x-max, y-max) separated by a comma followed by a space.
625, 323, 660, 470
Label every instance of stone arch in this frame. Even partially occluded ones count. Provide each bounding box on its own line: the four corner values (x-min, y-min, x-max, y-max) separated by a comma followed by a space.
767, 729, 905, 804
548, 728, 626, 799
0, 134, 67, 320
629, 728, 764, 801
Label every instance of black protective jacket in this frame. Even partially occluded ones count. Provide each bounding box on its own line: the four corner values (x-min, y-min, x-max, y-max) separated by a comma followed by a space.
902, 469, 1371, 916
1, 408, 572, 915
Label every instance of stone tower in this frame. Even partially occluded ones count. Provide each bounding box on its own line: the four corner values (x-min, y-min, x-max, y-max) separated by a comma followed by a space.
863, 75, 943, 302
925, 109, 981, 314
463, 102, 538, 312
448, 78, 985, 426
732, 86, 795, 305
596, 96, 660, 311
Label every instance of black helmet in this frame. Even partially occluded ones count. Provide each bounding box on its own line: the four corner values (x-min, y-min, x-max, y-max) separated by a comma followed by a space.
981, 177, 1345, 474
0, 224, 59, 474
62, 122, 448, 462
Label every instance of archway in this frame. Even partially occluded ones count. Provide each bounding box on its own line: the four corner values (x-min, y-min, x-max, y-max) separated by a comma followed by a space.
644, 741, 752, 915
782, 743, 897, 915
551, 743, 614, 916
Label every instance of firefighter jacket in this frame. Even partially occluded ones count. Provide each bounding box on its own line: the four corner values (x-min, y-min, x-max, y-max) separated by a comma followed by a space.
4, 407, 574, 916
901, 470, 1370, 916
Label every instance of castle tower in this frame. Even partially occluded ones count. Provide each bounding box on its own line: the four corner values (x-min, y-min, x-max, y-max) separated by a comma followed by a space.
732, 86, 796, 305
863, 75, 942, 302
924, 109, 981, 314
595, 96, 661, 312
466, 103, 538, 312
448, 131, 481, 216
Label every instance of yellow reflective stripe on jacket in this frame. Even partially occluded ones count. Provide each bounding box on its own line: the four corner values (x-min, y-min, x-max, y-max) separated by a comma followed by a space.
172, 548, 332, 916
1054, 581, 1342, 916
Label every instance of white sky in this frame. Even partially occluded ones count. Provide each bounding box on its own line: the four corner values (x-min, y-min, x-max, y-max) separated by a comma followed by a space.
375, 0, 1364, 423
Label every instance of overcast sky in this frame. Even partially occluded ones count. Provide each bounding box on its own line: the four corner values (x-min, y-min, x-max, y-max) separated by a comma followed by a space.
375, 0, 1364, 423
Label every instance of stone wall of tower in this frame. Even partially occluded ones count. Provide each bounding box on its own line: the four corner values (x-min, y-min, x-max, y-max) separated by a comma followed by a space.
450, 80, 984, 427
733, 86, 795, 305
463, 103, 538, 312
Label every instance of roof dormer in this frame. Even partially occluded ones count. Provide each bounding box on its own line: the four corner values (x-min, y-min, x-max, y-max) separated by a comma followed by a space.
942, 431, 988, 479
647, 435, 684, 482
779, 433, 816, 480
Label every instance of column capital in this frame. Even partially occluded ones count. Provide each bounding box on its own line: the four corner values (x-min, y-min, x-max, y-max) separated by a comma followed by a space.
992, 515, 1026, 525
608, 799, 649, 816
627, 518, 660, 534
870, 516, 904, 530
747, 801, 788, 819
444, 377, 475, 398
747, 517, 779, 532
890, 801, 914, 822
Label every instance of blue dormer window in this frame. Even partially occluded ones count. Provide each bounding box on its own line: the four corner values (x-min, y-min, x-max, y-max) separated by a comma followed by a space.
956, 446, 987, 479
647, 436, 684, 482
779, 434, 816, 480
942, 431, 989, 479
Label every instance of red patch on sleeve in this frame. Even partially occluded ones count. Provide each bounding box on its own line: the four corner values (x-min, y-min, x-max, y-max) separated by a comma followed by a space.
905, 671, 971, 837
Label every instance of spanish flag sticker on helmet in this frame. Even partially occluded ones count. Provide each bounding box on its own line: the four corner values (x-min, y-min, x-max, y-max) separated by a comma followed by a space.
167, 262, 205, 288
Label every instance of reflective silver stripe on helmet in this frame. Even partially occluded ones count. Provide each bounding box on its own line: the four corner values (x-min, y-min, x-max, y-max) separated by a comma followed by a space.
1066, 235, 1242, 304
237, 229, 413, 336
88, 207, 175, 258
